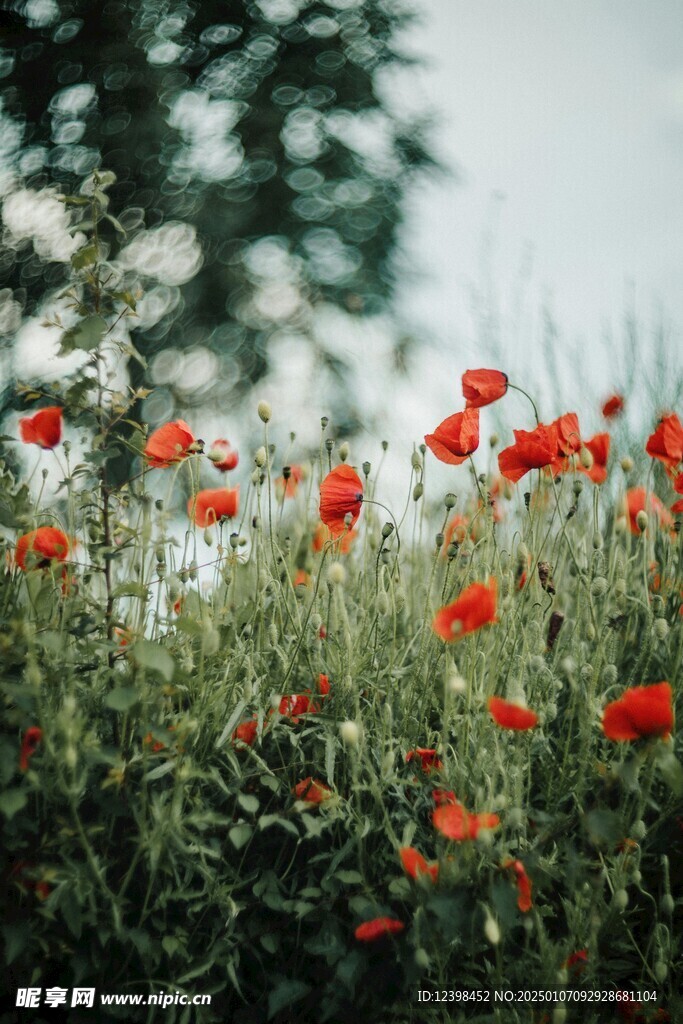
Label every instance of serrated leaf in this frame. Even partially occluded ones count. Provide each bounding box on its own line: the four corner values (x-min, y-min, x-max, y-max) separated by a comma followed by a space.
0, 788, 28, 819
104, 687, 139, 711
59, 314, 107, 355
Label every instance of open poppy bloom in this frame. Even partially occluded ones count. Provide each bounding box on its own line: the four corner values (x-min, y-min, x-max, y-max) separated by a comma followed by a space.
432, 788, 457, 806
19, 726, 43, 771
16, 527, 70, 571
317, 673, 331, 696
646, 413, 683, 474
553, 412, 582, 458
602, 394, 625, 418
424, 408, 480, 465
355, 917, 405, 942
432, 579, 498, 642
625, 488, 671, 535
462, 369, 508, 408
232, 717, 258, 747
319, 465, 363, 537
579, 432, 610, 485
187, 487, 239, 527
406, 747, 443, 773
433, 799, 500, 840
399, 846, 439, 883
312, 522, 356, 553
498, 423, 559, 482
145, 420, 196, 468
292, 777, 333, 805
564, 949, 588, 974
488, 696, 538, 731
276, 464, 304, 500
19, 406, 63, 449
602, 682, 673, 742
278, 693, 320, 723
207, 439, 238, 472
503, 858, 532, 912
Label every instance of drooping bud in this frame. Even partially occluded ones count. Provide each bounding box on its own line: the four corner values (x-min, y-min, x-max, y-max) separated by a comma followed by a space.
620, 456, 634, 473
636, 510, 648, 532
339, 441, 349, 462
579, 446, 594, 470
257, 400, 271, 423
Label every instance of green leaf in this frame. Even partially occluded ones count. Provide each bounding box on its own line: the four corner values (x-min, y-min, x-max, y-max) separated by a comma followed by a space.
237, 793, 259, 815
229, 824, 252, 850
104, 213, 127, 236
656, 748, 683, 796
335, 870, 363, 885
585, 808, 622, 848
111, 582, 150, 600
104, 687, 139, 711
60, 891, 83, 939
71, 243, 98, 270
267, 980, 311, 1020
0, 788, 28, 819
112, 290, 137, 311
59, 314, 107, 354
1, 922, 31, 964
162, 936, 181, 958
132, 640, 175, 683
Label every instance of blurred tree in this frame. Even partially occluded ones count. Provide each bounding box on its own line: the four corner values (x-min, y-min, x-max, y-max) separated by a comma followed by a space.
0, 0, 433, 435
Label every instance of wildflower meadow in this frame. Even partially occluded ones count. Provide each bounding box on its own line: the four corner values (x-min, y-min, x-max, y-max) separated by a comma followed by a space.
1, 180, 682, 1024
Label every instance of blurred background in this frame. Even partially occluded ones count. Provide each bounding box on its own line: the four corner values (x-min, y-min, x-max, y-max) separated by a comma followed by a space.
1, 0, 682, 482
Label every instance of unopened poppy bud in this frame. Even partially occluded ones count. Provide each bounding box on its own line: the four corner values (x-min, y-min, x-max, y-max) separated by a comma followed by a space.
257, 400, 271, 423
381, 440, 388, 451
447, 672, 467, 695
447, 542, 458, 559
377, 591, 390, 616
254, 446, 267, 467
654, 961, 667, 983
411, 450, 422, 470
419, 443, 426, 455
381, 522, 394, 539
653, 618, 669, 641
414, 948, 430, 969
229, 533, 240, 550
42, 468, 48, 479
483, 911, 500, 945
64, 745, 77, 769
603, 664, 618, 686
339, 442, 349, 462
328, 561, 346, 586
412, 482, 423, 501
613, 889, 628, 911
188, 560, 198, 581
394, 586, 406, 612
489, 433, 499, 447
381, 750, 394, 776
339, 720, 360, 746
620, 456, 634, 473
661, 894, 675, 916
579, 446, 594, 470
156, 546, 165, 563
435, 532, 444, 549
631, 819, 646, 839
572, 478, 584, 496
592, 531, 603, 549
362, 461, 371, 477
636, 510, 648, 532
590, 576, 608, 597
320, 416, 329, 431
178, 566, 189, 584
268, 623, 279, 646
444, 492, 457, 509
203, 528, 213, 546
155, 498, 164, 511
615, 515, 628, 534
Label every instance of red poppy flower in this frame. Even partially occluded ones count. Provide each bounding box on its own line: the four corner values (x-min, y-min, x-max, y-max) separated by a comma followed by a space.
672, 499, 683, 514
406, 747, 443, 773
488, 696, 538, 731
564, 949, 588, 973
145, 420, 196, 468
579, 432, 610, 485
424, 408, 480, 465
317, 673, 330, 696
278, 693, 320, 723
625, 488, 672, 535
207, 439, 238, 472
312, 522, 356, 553
646, 413, 683, 473
276, 464, 304, 500
674, 473, 683, 494
143, 731, 166, 753
462, 369, 508, 408
432, 788, 457, 806
293, 569, 312, 587
498, 423, 559, 482
293, 777, 333, 804
10, 861, 51, 901
602, 394, 625, 419
16, 527, 70, 571
552, 412, 582, 457
187, 487, 239, 528
432, 579, 498, 642
442, 516, 470, 555
19, 406, 63, 449
433, 800, 500, 840
503, 858, 532, 912
399, 846, 439, 883
19, 726, 43, 772
602, 682, 673, 742
319, 465, 363, 537
354, 917, 405, 942
232, 718, 258, 747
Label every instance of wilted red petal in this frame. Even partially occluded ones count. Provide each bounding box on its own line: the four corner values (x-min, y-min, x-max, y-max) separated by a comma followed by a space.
188, 487, 239, 528
432, 788, 457, 806
602, 394, 625, 418
399, 846, 439, 882
646, 413, 683, 473
672, 498, 683, 514
319, 465, 363, 537
293, 777, 332, 804
19, 406, 63, 449
19, 726, 43, 772
503, 858, 533, 912
462, 369, 508, 409
432, 579, 498, 642
145, 420, 195, 468
602, 682, 673, 742
488, 696, 538, 731
424, 408, 480, 465
354, 917, 405, 942
498, 424, 559, 483
433, 801, 499, 840
16, 527, 70, 571
317, 673, 330, 695
232, 718, 258, 747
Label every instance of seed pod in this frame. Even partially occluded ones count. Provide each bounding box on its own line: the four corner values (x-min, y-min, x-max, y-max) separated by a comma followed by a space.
547, 611, 564, 650
537, 561, 556, 594
362, 460, 371, 477
381, 522, 394, 539
444, 492, 457, 509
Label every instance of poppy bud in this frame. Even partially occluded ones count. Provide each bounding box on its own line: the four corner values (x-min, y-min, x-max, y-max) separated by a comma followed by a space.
189, 560, 198, 581
489, 433, 499, 447
412, 483, 423, 501
419, 443, 426, 455
435, 532, 445, 549
155, 499, 164, 511
340, 721, 360, 747
447, 672, 466, 694
339, 442, 349, 462
579, 446, 593, 470
620, 456, 634, 472
590, 576, 608, 597
328, 561, 346, 586
613, 889, 629, 911
444, 492, 457, 509
254, 446, 267, 467
636, 510, 648, 532
411, 450, 422, 470
362, 461, 371, 477
381, 522, 394, 539
321, 416, 329, 430
661, 894, 675, 916
381, 440, 388, 451
592, 531, 603, 549
603, 664, 618, 685
257, 400, 271, 423
653, 618, 669, 641
229, 533, 239, 549
654, 962, 667, 983
377, 591, 390, 616
483, 911, 501, 945
447, 542, 458, 559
